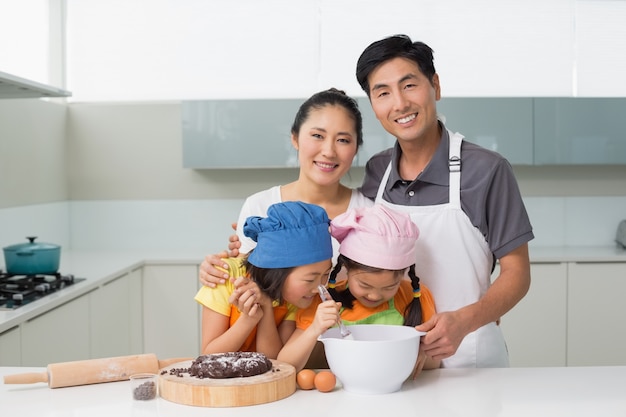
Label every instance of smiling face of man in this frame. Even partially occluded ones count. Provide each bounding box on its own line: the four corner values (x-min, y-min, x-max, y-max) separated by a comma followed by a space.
367, 56, 441, 146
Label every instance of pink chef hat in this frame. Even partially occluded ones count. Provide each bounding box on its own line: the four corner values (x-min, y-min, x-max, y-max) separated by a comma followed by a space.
330, 205, 419, 270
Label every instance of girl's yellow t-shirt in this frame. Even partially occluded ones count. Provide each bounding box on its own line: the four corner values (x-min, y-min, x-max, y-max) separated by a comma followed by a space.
194, 257, 297, 352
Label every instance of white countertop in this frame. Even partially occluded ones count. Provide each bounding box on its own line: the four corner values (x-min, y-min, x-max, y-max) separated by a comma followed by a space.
2, 365, 625, 416
0, 249, 206, 333
529, 245, 626, 262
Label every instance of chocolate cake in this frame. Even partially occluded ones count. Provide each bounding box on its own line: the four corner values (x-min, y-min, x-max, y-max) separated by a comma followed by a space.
189, 352, 272, 379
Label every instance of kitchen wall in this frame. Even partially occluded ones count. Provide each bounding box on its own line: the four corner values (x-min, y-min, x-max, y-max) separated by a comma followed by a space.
0, 99, 69, 252
62, 0, 626, 100
1, 99, 625, 255
2, 0, 626, 256
61, 102, 626, 250
0, 99, 68, 207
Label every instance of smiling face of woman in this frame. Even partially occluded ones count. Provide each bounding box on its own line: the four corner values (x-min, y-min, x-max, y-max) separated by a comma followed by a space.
292, 104, 359, 187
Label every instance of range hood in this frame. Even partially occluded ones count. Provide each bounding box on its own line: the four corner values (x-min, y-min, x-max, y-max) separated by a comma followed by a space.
0, 70, 71, 99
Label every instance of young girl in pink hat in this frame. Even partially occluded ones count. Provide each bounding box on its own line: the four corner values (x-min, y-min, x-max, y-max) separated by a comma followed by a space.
277, 204, 440, 374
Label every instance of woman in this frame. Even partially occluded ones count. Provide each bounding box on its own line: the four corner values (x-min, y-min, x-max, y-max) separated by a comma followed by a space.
199, 88, 373, 287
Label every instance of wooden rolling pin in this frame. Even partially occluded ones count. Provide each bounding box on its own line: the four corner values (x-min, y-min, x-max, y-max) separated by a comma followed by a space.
3, 353, 190, 388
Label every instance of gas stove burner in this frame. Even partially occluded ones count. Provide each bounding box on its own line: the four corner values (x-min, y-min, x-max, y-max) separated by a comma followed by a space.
0, 271, 85, 310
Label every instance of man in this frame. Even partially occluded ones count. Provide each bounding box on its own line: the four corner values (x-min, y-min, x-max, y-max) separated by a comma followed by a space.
356, 34, 533, 368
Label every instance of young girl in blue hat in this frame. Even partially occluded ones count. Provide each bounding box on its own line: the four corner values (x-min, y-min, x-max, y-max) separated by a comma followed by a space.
194, 201, 333, 359
278, 204, 440, 373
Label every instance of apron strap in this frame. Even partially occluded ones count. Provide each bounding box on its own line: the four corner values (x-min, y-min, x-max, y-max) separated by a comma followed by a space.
374, 163, 393, 203
375, 130, 464, 207
448, 131, 464, 208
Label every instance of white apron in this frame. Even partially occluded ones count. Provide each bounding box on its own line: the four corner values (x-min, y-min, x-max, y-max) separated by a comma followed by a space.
375, 131, 509, 368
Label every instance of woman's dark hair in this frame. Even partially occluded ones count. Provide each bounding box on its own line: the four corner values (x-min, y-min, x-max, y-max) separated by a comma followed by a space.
291, 87, 363, 149
327, 254, 423, 326
244, 260, 293, 303
356, 34, 436, 96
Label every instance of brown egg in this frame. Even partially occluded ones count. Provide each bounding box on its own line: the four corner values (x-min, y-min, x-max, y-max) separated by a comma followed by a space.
296, 369, 316, 390
314, 370, 336, 393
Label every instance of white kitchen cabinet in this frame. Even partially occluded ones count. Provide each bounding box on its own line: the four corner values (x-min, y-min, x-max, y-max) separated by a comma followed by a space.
89, 268, 143, 359
567, 262, 626, 366
21, 293, 92, 366
0, 326, 21, 366
142, 264, 200, 359
499, 263, 568, 367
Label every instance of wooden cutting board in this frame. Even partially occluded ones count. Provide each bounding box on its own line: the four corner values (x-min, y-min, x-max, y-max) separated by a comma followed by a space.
158, 359, 296, 407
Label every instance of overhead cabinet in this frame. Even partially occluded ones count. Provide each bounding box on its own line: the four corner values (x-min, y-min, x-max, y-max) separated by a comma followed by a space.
437, 98, 534, 165
181, 98, 397, 169
181, 97, 531, 168
534, 98, 626, 164
0, 70, 71, 99
182, 99, 301, 168
182, 97, 626, 168
355, 98, 397, 167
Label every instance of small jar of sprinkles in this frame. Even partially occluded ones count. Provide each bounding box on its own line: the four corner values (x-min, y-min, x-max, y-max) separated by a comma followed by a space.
130, 373, 158, 400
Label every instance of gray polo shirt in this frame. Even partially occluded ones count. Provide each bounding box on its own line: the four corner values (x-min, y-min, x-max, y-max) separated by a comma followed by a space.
359, 124, 534, 260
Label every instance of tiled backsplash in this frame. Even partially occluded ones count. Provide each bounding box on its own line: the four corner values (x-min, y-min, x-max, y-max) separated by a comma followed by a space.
0, 203, 71, 251
523, 196, 626, 247
1, 198, 625, 259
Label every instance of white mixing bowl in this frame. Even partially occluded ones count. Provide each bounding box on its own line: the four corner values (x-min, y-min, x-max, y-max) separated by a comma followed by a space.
318, 324, 424, 395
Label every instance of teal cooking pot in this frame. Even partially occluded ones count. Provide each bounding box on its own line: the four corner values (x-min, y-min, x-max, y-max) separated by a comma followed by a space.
3, 237, 61, 275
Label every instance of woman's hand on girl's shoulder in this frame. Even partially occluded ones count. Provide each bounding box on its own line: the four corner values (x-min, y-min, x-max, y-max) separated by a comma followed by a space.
199, 251, 232, 287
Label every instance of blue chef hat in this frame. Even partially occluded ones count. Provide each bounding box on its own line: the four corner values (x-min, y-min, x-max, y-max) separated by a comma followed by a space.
244, 201, 332, 268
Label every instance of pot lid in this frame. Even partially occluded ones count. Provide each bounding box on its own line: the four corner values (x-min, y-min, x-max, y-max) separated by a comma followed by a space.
3, 236, 61, 251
